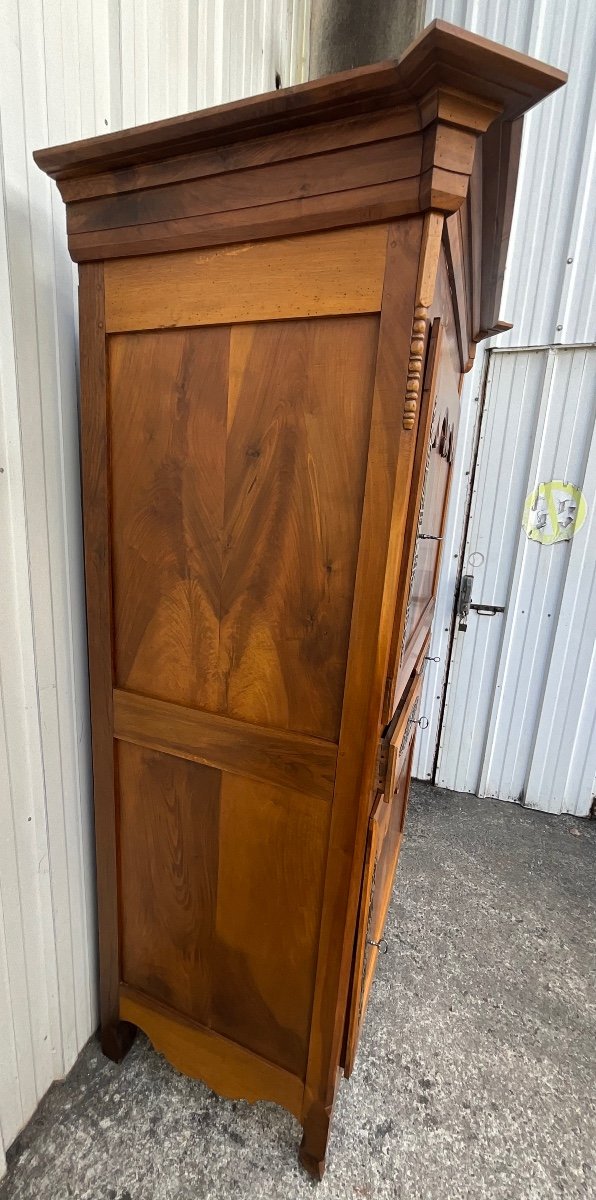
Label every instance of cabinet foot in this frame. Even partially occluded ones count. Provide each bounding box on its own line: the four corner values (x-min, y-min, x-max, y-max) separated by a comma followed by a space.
100, 1020, 136, 1064
298, 1103, 331, 1181
298, 1139, 326, 1181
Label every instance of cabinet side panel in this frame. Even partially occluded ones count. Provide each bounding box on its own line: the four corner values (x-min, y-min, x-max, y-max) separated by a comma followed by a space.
118, 741, 330, 1078
109, 325, 229, 716
104, 225, 388, 332
222, 317, 377, 739
109, 315, 378, 740
78, 264, 120, 1037
118, 745, 220, 1028
214, 772, 330, 1075
104, 229, 386, 1105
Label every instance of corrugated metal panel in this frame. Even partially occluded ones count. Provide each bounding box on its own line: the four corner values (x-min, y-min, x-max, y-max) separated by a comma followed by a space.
0, 0, 310, 1170
433, 347, 596, 816
415, 0, 595, 815
424, 0, 596, 346
478, 348, 596, 814
524, 422, 596, 814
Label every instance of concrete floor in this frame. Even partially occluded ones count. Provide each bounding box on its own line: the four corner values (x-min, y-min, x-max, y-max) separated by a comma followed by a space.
2, 784, 595, 1199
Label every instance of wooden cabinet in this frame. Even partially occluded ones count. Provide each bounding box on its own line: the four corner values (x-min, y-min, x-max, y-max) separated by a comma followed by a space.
35, 21, 563, 1179
344, 668, 424, 1076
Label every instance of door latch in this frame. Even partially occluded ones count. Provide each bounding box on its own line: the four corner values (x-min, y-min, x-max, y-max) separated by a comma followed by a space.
457, 573, 473, 631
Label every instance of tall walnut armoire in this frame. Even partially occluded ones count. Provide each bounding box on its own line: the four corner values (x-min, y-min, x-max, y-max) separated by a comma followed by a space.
35, 21, 563, 1179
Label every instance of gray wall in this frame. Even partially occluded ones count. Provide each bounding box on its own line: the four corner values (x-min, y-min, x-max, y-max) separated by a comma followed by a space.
309, 0, 425, 77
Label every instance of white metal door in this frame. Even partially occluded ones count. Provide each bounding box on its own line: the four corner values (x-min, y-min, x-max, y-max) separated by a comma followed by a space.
434, 345, 596, 816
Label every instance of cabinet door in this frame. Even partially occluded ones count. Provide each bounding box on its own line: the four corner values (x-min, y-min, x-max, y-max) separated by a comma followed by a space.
84, 224, 391, 1099
383, 315, 457, 722
344, 672, 422, 1075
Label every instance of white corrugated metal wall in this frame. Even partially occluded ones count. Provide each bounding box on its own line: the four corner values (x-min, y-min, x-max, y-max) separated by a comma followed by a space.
0, 0, 310, 1172
437, 346, 595, 813
415, 0, 596, 815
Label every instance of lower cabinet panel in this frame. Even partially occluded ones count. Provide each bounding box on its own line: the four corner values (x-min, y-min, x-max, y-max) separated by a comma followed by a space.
119, 984, 305, 1119
117, 740, 331, 1078
343, 673, 421, 1074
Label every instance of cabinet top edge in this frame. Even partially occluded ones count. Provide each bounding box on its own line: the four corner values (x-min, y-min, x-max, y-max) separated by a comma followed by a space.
33, 20, 565, 183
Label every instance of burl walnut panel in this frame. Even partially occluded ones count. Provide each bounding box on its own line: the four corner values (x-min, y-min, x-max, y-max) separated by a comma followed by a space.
109, 315, 378, 739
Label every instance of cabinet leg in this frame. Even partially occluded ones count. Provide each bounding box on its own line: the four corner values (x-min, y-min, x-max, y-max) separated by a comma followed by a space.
100, 1020, 136, 1064
298, 1102, 331, 1181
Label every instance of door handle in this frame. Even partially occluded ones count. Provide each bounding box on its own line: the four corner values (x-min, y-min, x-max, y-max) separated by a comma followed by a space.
457, 574, 473, 630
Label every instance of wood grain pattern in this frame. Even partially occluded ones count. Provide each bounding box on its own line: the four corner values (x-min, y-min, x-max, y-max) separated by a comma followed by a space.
109, 314, 378, 740
113, 689, 337, 803
68, 177, 420, 261
118, 744, 220, 1028
118, 743, 330, 1077
403, 412, 451, 642
401, 264, 461, 672
444, 206, 471, 371
109, 322, 227, 715
359, 730, 416, 1027
403, 211, 444, 430
104, 225, 388, 332
385, 317, 443, 722
78, 263, 132, 1059
222, 317, 376, 737
214, 773, 330, 1075
394, 605, 436, 710
342, 803, 379, 1078
384, 672, 424, 808
387, 244, 462, 717
119, 986, 304, 1118
344, 676, 421, 1074
68, 136, 422, 235
59, 108, 418, 203
301, 217, 424, 1144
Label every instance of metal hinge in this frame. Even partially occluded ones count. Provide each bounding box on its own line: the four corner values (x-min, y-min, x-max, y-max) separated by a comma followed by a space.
374, 739, 389, 793
382, 675, 393, 720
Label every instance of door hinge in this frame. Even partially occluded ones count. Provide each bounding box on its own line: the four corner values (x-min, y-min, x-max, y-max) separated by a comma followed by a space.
375, 739, 389, 794
382, 675, 393, 722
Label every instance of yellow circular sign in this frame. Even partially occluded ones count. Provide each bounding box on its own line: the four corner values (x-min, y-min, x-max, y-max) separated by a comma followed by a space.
522, 480, 587, 545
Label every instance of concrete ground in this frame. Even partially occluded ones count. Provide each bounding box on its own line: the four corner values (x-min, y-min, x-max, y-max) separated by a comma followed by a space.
2, 784, 595, 1200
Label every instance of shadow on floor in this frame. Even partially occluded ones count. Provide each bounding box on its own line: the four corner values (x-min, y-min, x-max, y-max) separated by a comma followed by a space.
2, 784, 595, 1199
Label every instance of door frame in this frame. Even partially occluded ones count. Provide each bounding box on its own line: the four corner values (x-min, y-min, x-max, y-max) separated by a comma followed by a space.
430, 349, 491, 784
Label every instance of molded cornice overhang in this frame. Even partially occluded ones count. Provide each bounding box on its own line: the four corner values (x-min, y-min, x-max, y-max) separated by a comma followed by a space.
34, 20, 565, 337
